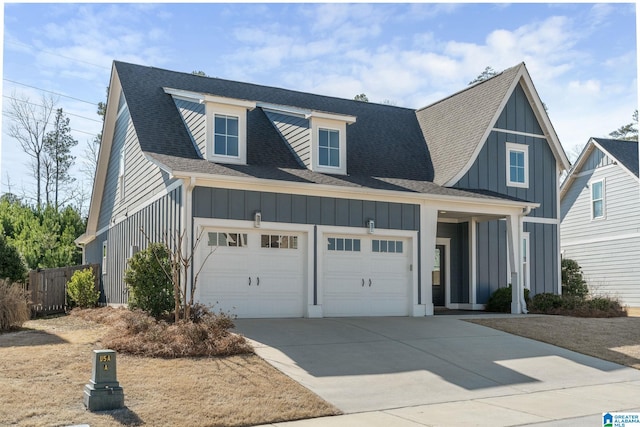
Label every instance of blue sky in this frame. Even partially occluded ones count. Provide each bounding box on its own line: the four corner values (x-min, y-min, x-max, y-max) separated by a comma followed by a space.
1, 2, 637, 207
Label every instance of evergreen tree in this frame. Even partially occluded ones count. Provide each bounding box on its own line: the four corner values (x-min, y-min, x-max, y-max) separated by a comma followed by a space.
43, 109, 78, 210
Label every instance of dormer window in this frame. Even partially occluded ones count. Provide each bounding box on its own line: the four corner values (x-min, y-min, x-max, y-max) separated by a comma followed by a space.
214, 114, 239, 157
163, 88, 255, 165
319, 128, 340, 167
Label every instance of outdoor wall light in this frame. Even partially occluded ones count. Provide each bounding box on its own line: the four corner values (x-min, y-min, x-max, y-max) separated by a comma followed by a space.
254, 211, 262, 228
367, 219, 375, 234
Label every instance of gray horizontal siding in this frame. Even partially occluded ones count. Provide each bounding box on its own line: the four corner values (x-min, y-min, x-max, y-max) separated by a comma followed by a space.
174, 98, 206, 157
264, 111, 311, 167
562, 237, 640, 307
192, 187, 420, 231
437, 222, 469, 304
86, 186, 182, 305
97, 105, 178, 231
561, 160, 640, 242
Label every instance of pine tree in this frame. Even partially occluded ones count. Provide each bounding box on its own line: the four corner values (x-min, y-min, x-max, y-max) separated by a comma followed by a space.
43, 109, 78, 210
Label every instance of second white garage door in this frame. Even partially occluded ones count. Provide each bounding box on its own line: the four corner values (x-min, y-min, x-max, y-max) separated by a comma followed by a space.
197, 228, 306, 318
322, 234, 412, 316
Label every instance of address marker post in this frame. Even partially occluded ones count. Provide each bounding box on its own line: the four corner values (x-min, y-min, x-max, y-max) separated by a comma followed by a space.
83, 349, 124, 411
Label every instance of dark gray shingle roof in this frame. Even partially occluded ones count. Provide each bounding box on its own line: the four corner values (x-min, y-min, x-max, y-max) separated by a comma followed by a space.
115, 61, 530, 204
415, 64, 522, 185
592, 138, 639, 177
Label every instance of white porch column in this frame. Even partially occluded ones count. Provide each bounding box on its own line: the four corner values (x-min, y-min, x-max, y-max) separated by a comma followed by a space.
419, 203, 438, 316
506, 213, 524, 314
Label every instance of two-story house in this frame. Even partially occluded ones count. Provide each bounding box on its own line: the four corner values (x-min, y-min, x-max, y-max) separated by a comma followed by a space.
76, 61, 570, 317
561, 138, 639, 307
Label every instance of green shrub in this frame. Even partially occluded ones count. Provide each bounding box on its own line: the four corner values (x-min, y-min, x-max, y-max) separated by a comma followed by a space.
529, 293, 563, 312
0, 279, 30, 331
0, 234, 27, 283
561, 258, 589, 299
485, 285, 530, 313
66, 268, 99, 308
124, 243, 174, 318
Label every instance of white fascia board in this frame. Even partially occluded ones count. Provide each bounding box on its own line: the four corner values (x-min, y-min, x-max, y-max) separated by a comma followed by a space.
171, 170, 537, 214
559, 140, 595, 199
256, 101, 357, 124
142, 153, 173, 175
443, 65, 523, 187
84, 65, 122, 238
163, 87, 256, 110
519, 70, 571, 172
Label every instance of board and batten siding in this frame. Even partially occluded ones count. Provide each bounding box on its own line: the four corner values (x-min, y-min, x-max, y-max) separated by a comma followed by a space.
174, 98, 206, 157
475, 220, 559, 304
561, 147, 640, 307
264, 111, 311, 168
436, 222, 469, 304
97, 105, 178, 231
86, 187, 182, 305
453, 83, 557, 219
192, 187, 420, 231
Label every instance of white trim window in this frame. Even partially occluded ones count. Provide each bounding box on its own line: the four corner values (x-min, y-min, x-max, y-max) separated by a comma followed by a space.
506, 142, 529, 188
590, 178, 605, 219
319, 128, 340, 167
213, 114, 239, 157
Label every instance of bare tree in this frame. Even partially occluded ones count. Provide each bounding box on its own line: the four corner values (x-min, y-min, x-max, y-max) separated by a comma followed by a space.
6, 92, 58, 209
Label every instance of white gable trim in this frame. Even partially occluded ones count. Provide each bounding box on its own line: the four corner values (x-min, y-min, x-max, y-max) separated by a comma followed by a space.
163, 87, 256, 110
444, 65, 523, 187
445, 64, 571, 187
592, 140, 640, 183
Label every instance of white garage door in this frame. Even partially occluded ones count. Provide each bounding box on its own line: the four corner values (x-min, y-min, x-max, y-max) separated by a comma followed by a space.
197, 228, 306, 318
323, 234, 411, 316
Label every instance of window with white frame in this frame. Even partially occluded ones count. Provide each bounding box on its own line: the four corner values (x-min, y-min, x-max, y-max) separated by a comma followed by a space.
506, 142, 529, 188
327, 237, 360, 252
319, 128, 340, 167
214, 114, 239, 157
591, 179, 605, 219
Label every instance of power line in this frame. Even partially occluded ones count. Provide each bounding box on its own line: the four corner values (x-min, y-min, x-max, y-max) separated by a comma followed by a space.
3, 95, 103, 123
5, 40, 110, 70
1, 112, 99, 137
3, 78, 100, 106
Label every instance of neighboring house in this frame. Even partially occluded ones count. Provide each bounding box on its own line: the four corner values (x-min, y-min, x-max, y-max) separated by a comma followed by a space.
76, 61, 570, 318
560, 138, 640, 307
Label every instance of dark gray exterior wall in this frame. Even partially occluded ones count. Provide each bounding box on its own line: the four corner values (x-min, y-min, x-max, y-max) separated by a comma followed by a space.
453, 84, 557, 219
192, 187, 420, 230
436, 222, 469, 304
85, 186, 182, 304
475, 220, 559, 304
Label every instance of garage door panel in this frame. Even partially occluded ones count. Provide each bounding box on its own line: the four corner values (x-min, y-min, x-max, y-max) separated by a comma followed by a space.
323, 234, 412, 316
197, 228, 306, 318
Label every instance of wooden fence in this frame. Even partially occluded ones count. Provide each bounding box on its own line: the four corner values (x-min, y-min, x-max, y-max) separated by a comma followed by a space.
27, 264, 100, 316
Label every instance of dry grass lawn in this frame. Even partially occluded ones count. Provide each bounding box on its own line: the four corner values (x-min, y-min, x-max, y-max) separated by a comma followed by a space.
469, 315, 640, 370
0, 315, 339, 427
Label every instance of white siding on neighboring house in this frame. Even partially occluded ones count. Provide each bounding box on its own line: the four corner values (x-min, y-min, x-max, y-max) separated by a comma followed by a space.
561, 150, 640, 307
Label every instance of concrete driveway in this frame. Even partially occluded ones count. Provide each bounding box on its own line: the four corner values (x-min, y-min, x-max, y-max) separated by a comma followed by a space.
234, 315, 640, 426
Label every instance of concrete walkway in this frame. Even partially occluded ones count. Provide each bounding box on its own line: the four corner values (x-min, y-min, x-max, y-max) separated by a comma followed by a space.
234, 315, 640, 426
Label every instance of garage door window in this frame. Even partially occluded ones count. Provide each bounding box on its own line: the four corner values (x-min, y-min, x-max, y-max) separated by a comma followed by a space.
327, 237, 361, 252
372, 239, 403, 253
261, 234, 298, 249
207, 232, 247, 247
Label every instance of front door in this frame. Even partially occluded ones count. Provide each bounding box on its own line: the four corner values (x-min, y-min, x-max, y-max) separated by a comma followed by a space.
432, 244, 445, 306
